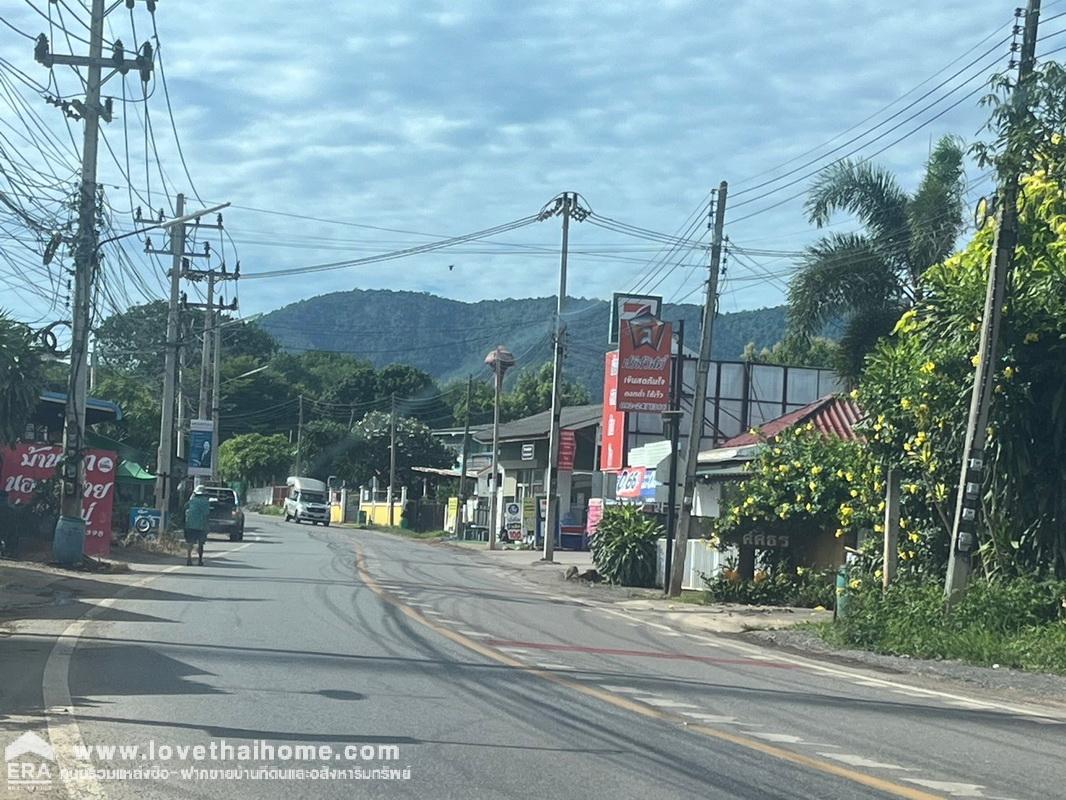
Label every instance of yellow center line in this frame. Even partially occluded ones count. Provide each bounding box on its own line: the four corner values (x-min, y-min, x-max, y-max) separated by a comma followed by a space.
353, 544, 943, 800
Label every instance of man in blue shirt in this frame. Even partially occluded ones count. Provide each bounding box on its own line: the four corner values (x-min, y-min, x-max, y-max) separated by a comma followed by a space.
184, 489, 211, 566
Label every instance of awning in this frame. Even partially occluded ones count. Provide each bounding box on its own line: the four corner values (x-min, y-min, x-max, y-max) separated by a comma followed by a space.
118, 460, 155, 483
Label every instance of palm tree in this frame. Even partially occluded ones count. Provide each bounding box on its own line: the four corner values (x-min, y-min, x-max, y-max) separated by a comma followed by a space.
0, 311, 45, 445
787, 136, 967, 381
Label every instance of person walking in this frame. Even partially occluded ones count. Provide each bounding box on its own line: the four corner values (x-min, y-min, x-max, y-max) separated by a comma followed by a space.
184, 488, 211, 566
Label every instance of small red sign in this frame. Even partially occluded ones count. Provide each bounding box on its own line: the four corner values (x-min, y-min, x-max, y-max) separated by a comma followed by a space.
599, 351, 626, 472
1, 443, 116, 557
615, 467, 647, 499
586, 498, 604, 535
558, 429, 576, 472
617, 317, 672, 414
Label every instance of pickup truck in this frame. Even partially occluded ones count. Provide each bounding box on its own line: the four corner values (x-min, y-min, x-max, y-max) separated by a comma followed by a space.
200, 487, 245, 541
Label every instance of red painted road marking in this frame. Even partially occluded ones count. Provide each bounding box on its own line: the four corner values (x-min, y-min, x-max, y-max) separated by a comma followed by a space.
484, 639, 797, 669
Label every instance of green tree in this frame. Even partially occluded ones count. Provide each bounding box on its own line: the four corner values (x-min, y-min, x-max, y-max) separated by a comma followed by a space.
741, 336, 839, 368
217, 357, 301, 438
218, 433, 293, 485
0, 312, 46, 445
503, 362, 590, 421
443, 378, 495, 427
352, 411, 452, 487
788, 136, 967, 381
92, 369, 161, 454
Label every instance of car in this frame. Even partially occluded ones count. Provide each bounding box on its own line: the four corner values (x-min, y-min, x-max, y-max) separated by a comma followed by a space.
199, 486, 245, 541
283, 476, 331, 526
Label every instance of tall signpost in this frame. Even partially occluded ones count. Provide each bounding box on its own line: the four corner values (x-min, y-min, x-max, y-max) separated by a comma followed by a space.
485, 346, 516, 550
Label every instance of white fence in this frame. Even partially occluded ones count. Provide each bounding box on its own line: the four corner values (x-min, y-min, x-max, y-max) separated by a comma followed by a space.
655, 538, 733, 590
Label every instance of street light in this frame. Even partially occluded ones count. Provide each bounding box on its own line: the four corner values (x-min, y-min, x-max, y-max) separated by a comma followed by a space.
484, 345, 516, 550
221, 364, 268, 385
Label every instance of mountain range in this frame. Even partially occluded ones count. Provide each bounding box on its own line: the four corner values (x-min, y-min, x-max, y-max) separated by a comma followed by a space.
258, 289, 789, 394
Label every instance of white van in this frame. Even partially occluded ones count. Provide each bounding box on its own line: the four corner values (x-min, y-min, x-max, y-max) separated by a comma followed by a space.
283, 476, 330, 526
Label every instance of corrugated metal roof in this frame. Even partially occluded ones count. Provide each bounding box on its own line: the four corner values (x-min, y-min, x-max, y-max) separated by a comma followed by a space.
473, 403, 603, 443
720, 395, 862, 447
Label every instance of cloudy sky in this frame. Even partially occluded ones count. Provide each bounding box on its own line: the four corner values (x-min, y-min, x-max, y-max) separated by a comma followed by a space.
1, 0, 1049, 325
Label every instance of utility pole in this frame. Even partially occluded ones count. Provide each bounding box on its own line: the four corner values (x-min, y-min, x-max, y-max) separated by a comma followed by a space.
540, 192, 588, 561
883, 468, 901, 590
183, 254, 236, 486
155, 193, 185, 525
485, 346, 516, 550
664, 319, 685, 591
176, 314, 187, 463
457, 375, 473, 535
945, 0, 1041, 601
295, 394, 304, 475
669, 182, 727, 597
388, 393, 397, 527
35, 0, 152, 548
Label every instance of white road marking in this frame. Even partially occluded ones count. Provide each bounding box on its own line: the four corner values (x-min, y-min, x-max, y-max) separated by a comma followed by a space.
820, 753, 913, 771
535, 663, 574, 671
944, 699, 995, 710
639, 697, 700, 710
599, 685, 645, 694
498, 647, 529, 655
680, 713, 742, 725
41, 543, 255, 799
458, 630, 490, 638
904, 779, 988, 797
750, 732, 805, 743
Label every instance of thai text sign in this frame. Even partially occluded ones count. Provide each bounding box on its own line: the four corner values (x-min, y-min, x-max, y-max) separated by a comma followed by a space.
558, 429, 576, 472
1, 443, 116, 556
600, 351, 625, 472
617, 316, 672, 413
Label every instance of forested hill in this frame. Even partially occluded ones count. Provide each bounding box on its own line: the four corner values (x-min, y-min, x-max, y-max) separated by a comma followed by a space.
258, 290, 788, 393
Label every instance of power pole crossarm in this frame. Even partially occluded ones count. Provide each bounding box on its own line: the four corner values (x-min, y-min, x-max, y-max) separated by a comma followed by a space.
669, 181, 727, 597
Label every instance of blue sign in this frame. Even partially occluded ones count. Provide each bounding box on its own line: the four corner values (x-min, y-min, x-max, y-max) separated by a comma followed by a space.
188, 419, 214, 476
129, 506, 161, 535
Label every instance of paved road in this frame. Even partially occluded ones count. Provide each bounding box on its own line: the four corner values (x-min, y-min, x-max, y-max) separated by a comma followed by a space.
1, 514, 1064, 799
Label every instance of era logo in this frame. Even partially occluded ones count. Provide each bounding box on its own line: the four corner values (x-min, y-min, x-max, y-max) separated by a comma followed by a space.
5, 732, 54, 787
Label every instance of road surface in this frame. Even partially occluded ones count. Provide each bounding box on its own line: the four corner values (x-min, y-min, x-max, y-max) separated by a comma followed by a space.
1, 514, 1063, 799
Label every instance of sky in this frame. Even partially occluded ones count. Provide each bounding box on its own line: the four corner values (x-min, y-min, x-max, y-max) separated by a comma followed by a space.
1, 0, 1056, 328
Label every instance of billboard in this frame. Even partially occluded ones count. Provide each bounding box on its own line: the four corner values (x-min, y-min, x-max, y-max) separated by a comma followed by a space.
609, 293, 662, 344
0, 443, 116, 557
187, 419, 215, 477
617, 315, 673, 414
600, 351, 625, 472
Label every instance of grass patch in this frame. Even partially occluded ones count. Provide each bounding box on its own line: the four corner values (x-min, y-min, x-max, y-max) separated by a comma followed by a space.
255, 505, 283, 517
819, 578, 1066, 675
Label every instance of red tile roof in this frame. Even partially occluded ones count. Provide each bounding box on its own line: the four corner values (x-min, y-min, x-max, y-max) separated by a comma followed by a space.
722, 395, 863, 447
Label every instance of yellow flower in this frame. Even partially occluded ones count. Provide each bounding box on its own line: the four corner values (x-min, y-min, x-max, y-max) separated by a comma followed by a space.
874, 569, 883, 580
845, 471, 854, 482
971, 354, 981, 367
834, 528, 845, 538
915, 431, 928, 445
934, 482, 948, 501
849, 388, 860, 400
836, 469, 845, 479
877, 500, 886, 513
899, 550, 910, 561
779, 464, 790, 474
839, 505, 854, 519
808, 481, 818, 492
899, 518, 908, 529
805, 503, 814, 513
969, 322, 979, 333
773, 447, 782, 456
1003, 365, 1015, 380
1025, 332, 1040, 344
909, 532, 921, 543
900, 397, 912, 410
850, 488, 859, 498
920, 361, 936, 375
848, 578, 862, 590
906, 550, 917, 560
811, 465, 823, 476
904, 483, 919, 495
873, 523, 884, 533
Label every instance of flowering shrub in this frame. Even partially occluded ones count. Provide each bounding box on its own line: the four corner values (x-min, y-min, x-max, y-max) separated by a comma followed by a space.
717, 422, 880, 549
860, 162, 1066, 579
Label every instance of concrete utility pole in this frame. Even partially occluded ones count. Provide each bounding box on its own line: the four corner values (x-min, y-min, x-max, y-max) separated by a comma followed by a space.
388, 394, 397, 527
539, 192, 588, 561
156, 194, 185, 524
197, 272, 215, 424
882, 468, 901, 590
457, 375, 473, 535
485, 347, 516, 549
945, 0, 1041, 602
211, 296, 223, 481
295, 394, 304, 476
669, 182, 727, 597
36, 0, 152, 547
664, 320, 685, 591
176, 315, 187, 463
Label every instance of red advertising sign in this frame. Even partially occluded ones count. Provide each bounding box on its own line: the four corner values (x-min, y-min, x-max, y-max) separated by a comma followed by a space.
617, 316, 673, 414
615, 467, 647, 499
1, 444, 116, 557
586, 498, 604, 535
558, 429, 576, 472
599, 351, 626, 472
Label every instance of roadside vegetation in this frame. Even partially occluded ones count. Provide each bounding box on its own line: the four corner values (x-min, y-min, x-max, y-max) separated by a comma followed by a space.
590, 505, 662, 587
